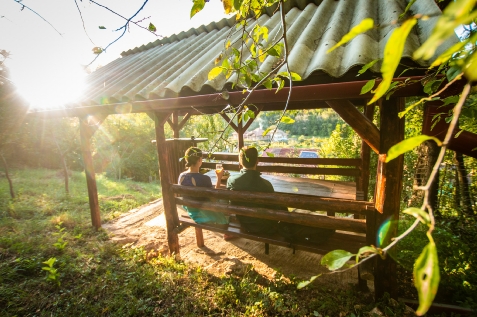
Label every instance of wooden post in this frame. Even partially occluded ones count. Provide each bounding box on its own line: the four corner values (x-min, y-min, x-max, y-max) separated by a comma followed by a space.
172, 111, 180, 138
238, 114, 244, 150
195, 228, 205, 247
326, 100, 380, 154
154, 112, 181, 256
79, 116, 104, 229
359, 104, 376, 202
373, 98, 405, 300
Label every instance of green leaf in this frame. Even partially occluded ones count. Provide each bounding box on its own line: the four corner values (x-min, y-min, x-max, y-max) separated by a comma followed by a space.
423, 79, 437, 94
442, 95, 459, 106
208, 67, 223, 81
368, 18, 417, 105
360, 79, 375, 95
277, 71, 301, 81
321, 250, 354, 271
148, 22, 156, 32
233, 0, 243, 11
403, 207, 431, 226
413, 0, 477, 61
297, 274, 321, 289
268, 44, 282, 57
190, 0, 206, 18
355, 246, 378, 263
414, 236, 440, 316
98, 26, 106, 29
446, 67, 462, 82
246, 109, 255, 119
280, 116, 295, 124
327, 18, 374, 53
263, 78, 273, 89
357, 59, 379, 76
399, 0, 417, 20
265, 151, 275, 157
42, 257, 56, 268
386, 135, 442, 163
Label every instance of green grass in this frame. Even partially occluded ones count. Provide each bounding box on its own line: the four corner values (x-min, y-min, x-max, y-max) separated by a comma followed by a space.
0, 168, 474, 316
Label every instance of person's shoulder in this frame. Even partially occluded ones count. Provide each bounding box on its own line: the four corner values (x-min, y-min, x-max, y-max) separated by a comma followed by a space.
259, 177, 274, 192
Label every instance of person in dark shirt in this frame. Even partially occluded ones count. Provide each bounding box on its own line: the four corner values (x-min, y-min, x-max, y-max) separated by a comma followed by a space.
227, 146, 334, 244
178, 147, 228, 225
226, 146, 282, 234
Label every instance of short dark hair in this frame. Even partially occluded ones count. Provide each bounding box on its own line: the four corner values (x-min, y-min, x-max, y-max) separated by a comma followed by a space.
239, 146, 258, 168
184, 147, 202, 167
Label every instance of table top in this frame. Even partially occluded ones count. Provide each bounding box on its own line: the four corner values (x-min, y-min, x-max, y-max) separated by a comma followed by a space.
205, 171, 356, 200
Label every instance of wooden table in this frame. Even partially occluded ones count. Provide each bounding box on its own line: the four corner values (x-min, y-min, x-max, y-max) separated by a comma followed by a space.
205, 171, 356, 200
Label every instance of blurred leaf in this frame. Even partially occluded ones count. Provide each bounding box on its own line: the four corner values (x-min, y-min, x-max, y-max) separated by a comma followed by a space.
225, 40, 231, 50
215, 54, 222, 65
297, 274, 321, 289
268, 44, 282, 57
42, 257, 56, 267
265, 151, 275, 157
368, 18, 417, 104
246, 109, 255, 119
280, 116, 295, 124
414, 0, 477, 61
442, 95, 459, 106
403, 207, 431, 226
386, 135, 442, 163
463, 51, 477, 82
327, 18, 374, 53
191, 0, 206, 18
430, 32, 477, 68
357, 59, 379, 76
360, 79, 375, 95
262, 125, 276, 136
355, 246, 378, 263
98, 26, 106, 29
263, 78, 273, 89
321, 250, 354, 271
223, 0, 233, 14
414, 236, 440, 316
148, 22, 156, 32
208, 67, 223, 81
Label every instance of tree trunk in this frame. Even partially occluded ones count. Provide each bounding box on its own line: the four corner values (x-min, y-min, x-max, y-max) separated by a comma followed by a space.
1, 154, 15, 199
454, 152, 473, 216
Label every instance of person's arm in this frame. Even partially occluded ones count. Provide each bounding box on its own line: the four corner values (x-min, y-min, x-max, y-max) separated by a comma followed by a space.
215, 169, 224, 189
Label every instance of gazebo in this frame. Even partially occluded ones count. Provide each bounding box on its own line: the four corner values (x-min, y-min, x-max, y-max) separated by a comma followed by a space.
30, 0, 461, 299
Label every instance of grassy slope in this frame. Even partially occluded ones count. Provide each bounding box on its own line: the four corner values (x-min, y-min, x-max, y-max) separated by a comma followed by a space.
0, 169, 474, 316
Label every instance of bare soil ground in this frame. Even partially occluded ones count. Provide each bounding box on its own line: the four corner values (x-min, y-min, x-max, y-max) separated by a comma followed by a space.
103, 199, 370, 290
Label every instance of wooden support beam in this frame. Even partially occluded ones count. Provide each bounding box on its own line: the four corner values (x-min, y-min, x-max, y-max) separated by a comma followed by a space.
172, 185, 374, 215
359, 103, 376, 201
243, 105, 263, 131
219, 112, 238, 131
177, 113, 192, 131
373, 98, 405, 300
203, 153, 362, 166
177, 197, 367, 233
79, 114, 107, 229
154, 112, 181, 256
326, 100, 380, 154
238, 114, 244, 150
172, 111, 180, 138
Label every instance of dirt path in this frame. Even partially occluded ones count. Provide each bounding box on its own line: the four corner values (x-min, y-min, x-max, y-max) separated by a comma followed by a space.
103, 199, 369, 290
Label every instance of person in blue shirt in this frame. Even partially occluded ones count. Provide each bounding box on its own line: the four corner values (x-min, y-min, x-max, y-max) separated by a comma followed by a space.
178, 147, 229, 226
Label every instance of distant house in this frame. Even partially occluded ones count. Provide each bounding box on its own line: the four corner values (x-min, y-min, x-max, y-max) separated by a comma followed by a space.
231, 127, 288, 142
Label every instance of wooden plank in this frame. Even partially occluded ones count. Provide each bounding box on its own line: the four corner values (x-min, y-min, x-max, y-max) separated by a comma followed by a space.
203, 153, 362, 166
177, 113, 192, 131
326, 100, 380, 154
179, 217, 366, 254
172, 112, 180, 138
373, 98, 405, 299
172, 185, 373, 214
201, 162, 360, 177
154, 112, 181, 256
220, 113, 238, 132
176, 197, 367, 233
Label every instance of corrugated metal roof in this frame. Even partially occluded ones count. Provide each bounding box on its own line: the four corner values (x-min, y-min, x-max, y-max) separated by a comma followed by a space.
80, 0, 456, 106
